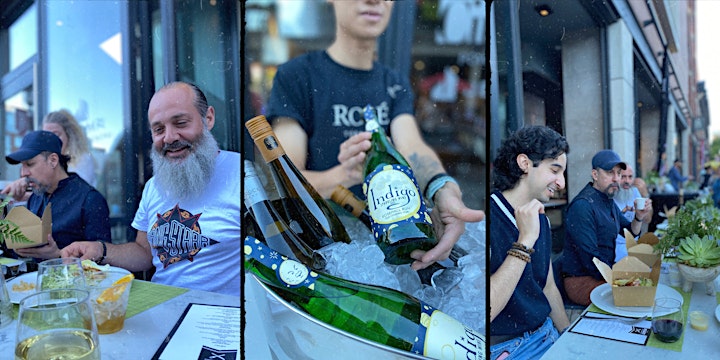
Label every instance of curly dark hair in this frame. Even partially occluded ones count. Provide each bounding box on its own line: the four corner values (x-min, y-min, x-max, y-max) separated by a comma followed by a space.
493, 126, 569, 191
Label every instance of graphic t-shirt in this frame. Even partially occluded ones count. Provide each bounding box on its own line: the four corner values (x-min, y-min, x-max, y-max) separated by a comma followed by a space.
132, 151, 241, 296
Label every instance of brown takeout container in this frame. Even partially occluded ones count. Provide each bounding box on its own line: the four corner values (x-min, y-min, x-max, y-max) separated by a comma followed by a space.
593, 254, 661, 307
3, 204, 51, 249
624, 229, 661, 268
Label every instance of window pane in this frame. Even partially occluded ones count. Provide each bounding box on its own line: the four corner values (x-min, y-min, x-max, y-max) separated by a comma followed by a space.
9, 3, 37, 70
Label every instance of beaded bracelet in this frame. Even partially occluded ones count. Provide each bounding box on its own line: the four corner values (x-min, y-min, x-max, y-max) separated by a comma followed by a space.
507, 248, 531, 263
511, 242, 535, 254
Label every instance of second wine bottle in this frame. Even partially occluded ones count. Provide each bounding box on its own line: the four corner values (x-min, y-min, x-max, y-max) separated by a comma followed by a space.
245, 115, 351, 249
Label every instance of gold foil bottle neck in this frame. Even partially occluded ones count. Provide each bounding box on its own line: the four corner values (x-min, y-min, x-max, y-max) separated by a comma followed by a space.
246, 115, 284, 161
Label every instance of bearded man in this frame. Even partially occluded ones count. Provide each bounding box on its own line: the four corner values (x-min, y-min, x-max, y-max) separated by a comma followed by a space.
560, 150, 652, 305
62, 82, 241, 296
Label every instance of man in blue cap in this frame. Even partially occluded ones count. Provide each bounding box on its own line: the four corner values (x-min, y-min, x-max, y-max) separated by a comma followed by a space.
559, 150, 653, 305
2, 130, 110, 261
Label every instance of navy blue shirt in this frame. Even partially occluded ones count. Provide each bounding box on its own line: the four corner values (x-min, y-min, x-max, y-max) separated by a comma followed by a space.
27, 173, 111, 249
490, 191, 551, 335
561, 183, 631, 279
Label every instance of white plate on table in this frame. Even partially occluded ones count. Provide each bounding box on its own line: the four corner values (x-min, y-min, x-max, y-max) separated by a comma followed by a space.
590, 283, 683, 317
6, 266, 130, 304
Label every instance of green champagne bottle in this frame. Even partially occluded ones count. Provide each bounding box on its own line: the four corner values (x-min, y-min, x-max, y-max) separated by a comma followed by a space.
245, 115, 351, 249
362, 105, 438, 264
244, 160, 326, 270
244, 236, 485, 359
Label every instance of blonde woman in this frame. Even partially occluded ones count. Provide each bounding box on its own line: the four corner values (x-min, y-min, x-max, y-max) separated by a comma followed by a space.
2, 110, 96, 201
42, 110, 96, 186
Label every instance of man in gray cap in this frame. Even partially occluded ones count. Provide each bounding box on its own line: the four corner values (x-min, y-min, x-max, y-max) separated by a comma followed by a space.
559, 150, 653, 305
1, 130, 110, 261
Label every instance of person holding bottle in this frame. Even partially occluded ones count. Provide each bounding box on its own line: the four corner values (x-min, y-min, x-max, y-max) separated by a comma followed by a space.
265, 0, 483, 270
489, 126, 570, 360
61, 81, 241, 296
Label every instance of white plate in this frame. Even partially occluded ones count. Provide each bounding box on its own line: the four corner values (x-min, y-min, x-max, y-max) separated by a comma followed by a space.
6, 272, 38, 304
6, 266, 130, 304
590, 283, 683, 317
715, 305, 720, 323
655, 222, 668, 230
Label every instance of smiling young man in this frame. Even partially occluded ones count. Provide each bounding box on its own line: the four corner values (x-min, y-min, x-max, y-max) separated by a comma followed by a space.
560, 150, 652, 305
62, 82, 241, 296
489, 126, 570, 360
265, 0, 483, 270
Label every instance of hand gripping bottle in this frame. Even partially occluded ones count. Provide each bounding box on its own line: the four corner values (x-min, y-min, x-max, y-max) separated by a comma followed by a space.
362, 105, 437, 264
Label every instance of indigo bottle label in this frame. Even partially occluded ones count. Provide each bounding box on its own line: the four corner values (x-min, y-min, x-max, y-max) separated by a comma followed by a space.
244, 236, 318, 290
412, 302, 486, 359
363, 164, 432, 240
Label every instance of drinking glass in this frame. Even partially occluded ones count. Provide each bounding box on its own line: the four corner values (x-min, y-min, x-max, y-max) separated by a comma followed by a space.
87, 271, 133, 334
0, 271, 13, 328
37, 257, 85, 291
15, 289, 100, 360
651, 297, 684, 343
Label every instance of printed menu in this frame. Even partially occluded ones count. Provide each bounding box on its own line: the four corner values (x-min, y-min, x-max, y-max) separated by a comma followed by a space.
153, 303, 240, 360
569, 311, 652, 345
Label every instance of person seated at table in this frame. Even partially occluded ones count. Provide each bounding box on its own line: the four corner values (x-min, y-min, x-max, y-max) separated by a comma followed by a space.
612, 164, 651, 262
61, 81, 241, 296
3, 130, 111, 261
2, 110, 97, 202
667, 158, 692, 191
561, 150, 652, 306
490, 126, 570, 360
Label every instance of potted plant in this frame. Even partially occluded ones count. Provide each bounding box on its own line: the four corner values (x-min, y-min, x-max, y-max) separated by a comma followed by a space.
655, 195, 720, 257
675, 234, 720, 295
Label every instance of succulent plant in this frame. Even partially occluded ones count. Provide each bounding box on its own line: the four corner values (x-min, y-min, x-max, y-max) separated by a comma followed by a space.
655, 195, 720, 256
677, 234, 720, 268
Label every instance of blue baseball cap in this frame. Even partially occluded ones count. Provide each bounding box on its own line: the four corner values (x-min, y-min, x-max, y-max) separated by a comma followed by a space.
6, 130, 63, 165
591, 149, 627, 171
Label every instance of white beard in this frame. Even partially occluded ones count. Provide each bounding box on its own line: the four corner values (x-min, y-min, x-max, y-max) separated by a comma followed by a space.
150, 128, 219, 200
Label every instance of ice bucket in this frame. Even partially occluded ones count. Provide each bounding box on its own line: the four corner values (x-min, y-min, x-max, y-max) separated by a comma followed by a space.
246, 274, 432, 360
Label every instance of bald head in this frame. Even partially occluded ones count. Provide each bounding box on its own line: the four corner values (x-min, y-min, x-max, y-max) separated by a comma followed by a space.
620, 165, 635, 190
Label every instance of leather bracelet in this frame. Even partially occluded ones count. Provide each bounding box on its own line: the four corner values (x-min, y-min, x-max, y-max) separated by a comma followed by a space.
97, 241, 107, 264
511, 242, 535, 254
634, 215, 642, 222
507, 248, 531, 263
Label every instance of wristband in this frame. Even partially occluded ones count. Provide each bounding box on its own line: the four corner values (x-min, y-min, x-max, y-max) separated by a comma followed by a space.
634, 215, 642, 222
424, 173, 458, 205
97, 241, 107, 264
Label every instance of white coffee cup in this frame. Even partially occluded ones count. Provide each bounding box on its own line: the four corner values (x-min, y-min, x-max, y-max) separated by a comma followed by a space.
635, 197, 647, 210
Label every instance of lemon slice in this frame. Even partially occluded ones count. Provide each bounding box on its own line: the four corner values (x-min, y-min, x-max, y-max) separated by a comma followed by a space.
97, 273, 134, 304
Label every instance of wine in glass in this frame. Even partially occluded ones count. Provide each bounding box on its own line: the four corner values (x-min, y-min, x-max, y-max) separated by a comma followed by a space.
651, 297, 684, 343
15, 288, 100, 359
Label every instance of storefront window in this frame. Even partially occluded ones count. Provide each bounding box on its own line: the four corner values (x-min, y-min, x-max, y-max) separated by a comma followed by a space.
45, 1, 127, 241
173, 0, 237, 150
9, 3, 37, 71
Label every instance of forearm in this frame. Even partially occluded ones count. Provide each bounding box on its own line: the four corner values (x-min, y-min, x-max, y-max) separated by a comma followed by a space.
103, 242, 153, 272
302, 165, 359, 199
489, 257, 527, 322
544, 276, 570, 330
